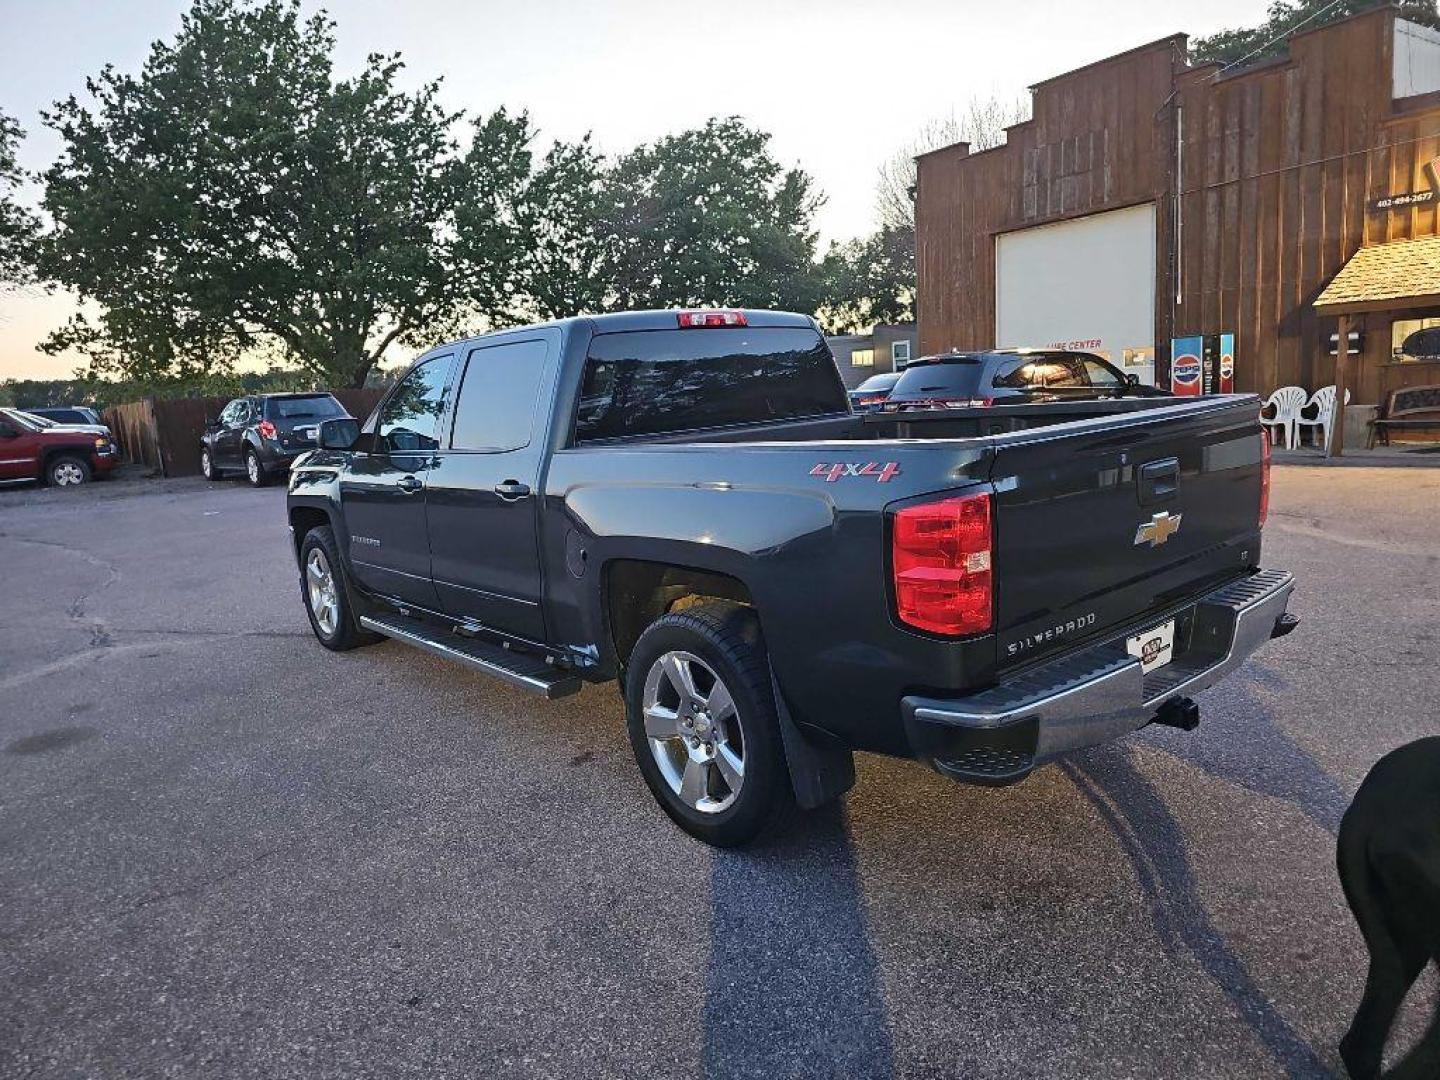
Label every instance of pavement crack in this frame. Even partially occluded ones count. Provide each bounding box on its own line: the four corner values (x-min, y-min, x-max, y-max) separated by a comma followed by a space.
0, 532, 121, 637
128, 846, 285, 913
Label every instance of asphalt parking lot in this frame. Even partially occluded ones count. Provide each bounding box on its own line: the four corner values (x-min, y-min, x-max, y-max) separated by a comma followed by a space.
1, 465, 1437, 1079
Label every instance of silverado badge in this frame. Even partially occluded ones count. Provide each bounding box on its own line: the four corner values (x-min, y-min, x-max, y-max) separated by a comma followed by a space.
1134, 511, 1183, 548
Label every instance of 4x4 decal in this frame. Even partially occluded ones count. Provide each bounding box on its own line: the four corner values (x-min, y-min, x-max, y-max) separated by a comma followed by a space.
809, 462, 901, 483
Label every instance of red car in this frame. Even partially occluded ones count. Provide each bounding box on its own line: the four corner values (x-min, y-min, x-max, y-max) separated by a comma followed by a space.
0, 407, 119, 487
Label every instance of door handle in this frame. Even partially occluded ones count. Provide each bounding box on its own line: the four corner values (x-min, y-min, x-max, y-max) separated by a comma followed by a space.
493, 480, 531, 501
1137, 457, 1179, 505
397, 475, 423, 494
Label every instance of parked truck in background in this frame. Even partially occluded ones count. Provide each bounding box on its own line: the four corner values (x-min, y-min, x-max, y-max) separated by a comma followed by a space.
0, 407, 119, 487
284, 309, 1296, 846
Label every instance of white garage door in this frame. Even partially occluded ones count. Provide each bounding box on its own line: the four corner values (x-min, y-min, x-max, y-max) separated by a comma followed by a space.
995, 203, 1157, 385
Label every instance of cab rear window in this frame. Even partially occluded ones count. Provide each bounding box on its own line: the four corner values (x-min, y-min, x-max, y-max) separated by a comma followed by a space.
265, 395, 345, 420
575, 328, 847, 443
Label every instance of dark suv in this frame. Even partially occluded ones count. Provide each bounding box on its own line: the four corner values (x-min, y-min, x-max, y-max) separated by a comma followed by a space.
882, 349, 1163, 410
201, 393, 350, 486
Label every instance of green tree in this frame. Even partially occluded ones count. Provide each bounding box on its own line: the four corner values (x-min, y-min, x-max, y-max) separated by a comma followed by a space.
0, 110, 39, 289
819, 226, 915, 334
597, 118, 826, 313
1191, 0, 1440, 66
37, 0, 533, 388
514, 136, 610, 320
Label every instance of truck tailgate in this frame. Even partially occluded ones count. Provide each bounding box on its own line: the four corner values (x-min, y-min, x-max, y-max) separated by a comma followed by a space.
989, 396, 1265, 670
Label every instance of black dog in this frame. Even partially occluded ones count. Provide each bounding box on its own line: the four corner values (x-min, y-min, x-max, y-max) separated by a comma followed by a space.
1338, 736, 1440, 1079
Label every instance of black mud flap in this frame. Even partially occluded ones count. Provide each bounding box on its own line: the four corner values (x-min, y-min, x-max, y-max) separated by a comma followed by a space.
770, 670, 856, 810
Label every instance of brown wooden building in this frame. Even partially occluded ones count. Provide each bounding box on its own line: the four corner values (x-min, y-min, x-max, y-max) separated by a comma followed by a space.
915, 5, 1440, 410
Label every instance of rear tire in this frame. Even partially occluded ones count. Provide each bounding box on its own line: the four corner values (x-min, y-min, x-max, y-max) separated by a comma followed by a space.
46, 455, 91, 488
625, 602, 792, 847
245, 448, 269, 487
299, 526, 383, 651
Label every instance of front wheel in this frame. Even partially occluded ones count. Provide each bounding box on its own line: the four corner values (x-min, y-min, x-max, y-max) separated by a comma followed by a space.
299, 526, 382, 651
625, 602, 791, 847
47, 455, 91, 488
200, 446, 223, 481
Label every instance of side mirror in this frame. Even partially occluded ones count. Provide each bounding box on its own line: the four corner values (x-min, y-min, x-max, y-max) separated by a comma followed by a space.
204, 417, 221, 431
317, 417, 361, 450
1124, 373, 1140, 386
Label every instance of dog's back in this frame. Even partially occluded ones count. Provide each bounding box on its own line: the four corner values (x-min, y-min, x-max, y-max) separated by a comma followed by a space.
1337, 736, 1440, 1079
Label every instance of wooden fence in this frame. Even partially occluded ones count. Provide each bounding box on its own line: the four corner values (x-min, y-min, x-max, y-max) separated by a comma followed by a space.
102, 390, 386, 477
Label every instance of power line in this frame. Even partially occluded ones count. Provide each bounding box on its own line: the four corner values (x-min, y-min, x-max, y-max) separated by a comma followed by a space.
1212, 0, 1350, 79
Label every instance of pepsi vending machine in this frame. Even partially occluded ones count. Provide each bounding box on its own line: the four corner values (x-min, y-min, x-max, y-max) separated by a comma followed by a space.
1170, 333, 1235, 395
1170, 335, 1203, 396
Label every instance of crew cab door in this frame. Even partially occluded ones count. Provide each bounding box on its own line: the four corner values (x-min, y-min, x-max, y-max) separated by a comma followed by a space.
340, 353, 456, 608
0, 413, 40, 480
424, 336, 554, 642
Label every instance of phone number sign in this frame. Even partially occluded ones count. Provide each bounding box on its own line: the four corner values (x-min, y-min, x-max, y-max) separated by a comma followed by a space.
1370, 190, 1437, 212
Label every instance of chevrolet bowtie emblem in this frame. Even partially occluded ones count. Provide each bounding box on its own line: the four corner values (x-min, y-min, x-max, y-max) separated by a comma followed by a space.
1134, 511, 1183, 547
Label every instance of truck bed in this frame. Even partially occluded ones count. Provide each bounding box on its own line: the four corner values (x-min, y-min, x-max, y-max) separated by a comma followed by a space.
630, 395, 1223, 446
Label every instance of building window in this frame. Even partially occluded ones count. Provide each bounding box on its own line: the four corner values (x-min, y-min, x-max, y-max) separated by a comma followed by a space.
1392, 317, 1440, 361
892, 341, 911, 366
850, 348, 874, 368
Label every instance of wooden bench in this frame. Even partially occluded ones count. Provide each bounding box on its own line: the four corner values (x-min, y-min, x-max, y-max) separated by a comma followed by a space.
1367, 384, 1440, 447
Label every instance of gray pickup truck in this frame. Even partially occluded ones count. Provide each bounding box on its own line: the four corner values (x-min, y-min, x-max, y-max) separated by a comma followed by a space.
286, 309, 1296, 845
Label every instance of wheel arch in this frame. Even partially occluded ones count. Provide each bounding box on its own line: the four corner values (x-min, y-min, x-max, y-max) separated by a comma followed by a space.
40, 443, 94, 473
288, 502, 339, 561
603, 559, 755, 672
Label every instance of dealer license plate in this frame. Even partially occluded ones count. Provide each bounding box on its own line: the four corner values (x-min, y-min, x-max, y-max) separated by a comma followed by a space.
1126, 619, 1175, 674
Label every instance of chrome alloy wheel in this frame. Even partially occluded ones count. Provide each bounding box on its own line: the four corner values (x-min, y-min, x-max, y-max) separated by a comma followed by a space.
201, 449, 212, 478
52, 461, 85, 486
306, 548, 340, 637
246, 452, 261, 484
642, 650, 744, 814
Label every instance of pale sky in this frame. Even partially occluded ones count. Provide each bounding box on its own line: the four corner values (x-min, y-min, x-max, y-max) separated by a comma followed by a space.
0, 0, 1267, 380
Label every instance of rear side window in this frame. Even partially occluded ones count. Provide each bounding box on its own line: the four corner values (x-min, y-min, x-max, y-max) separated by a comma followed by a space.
890, 358, 984, 398
450, 339, 549, 452
993, 357, 1088, 389
265, 395, 345, 420
575, 328, 847, 443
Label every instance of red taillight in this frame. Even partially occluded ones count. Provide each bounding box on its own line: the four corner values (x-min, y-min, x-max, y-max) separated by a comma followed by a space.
677, 310, 747, 328
257, 420, 278, 440
1259, 431, 1271, 528
892, 492, 993, 636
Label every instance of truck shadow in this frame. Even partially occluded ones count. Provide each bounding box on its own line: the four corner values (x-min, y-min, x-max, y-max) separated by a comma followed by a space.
704, 801, 895, 1080
1144, 663, 1349, 837
1062, 748, 1333, 1079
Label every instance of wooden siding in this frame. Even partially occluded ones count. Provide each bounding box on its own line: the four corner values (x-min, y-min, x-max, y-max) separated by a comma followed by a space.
916, 7, 1440, 403
916, 36, 1181, 356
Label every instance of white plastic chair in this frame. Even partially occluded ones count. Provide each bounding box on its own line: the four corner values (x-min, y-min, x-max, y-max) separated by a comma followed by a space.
1296, 385, 1350, 451
1260, 386, 1307, 448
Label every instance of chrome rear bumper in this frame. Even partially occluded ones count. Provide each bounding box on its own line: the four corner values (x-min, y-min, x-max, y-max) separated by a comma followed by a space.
901, 570, 1295, 784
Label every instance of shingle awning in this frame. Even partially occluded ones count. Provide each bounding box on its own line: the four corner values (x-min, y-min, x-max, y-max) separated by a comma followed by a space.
1315, 235, 1440, 315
